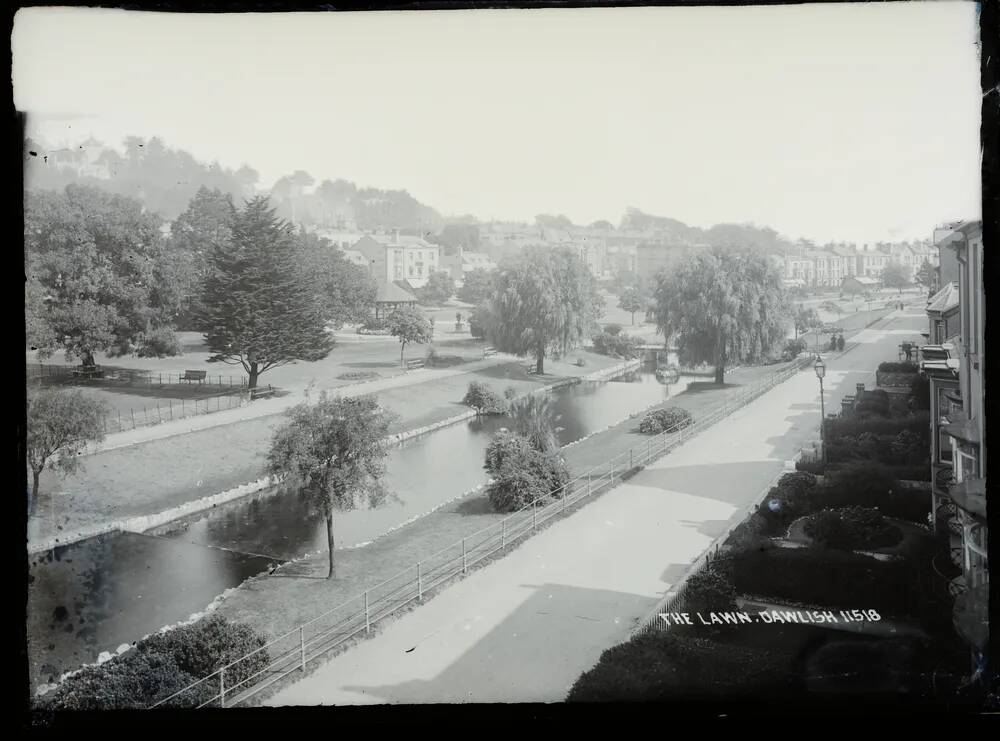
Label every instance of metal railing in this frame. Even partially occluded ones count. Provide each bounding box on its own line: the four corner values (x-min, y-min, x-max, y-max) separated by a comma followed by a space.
27, 362, 248, 388
149, 355, 812, 709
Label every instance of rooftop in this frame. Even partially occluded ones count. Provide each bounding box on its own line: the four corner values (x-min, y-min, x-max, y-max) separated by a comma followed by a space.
926, 282, 959, 314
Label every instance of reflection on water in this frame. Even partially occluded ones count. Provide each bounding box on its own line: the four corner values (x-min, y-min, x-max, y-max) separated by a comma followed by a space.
27, 533, 271, 687
28, 367, 692, 688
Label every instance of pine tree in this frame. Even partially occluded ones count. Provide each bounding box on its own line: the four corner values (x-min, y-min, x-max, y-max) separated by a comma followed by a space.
198, 197, 334, 389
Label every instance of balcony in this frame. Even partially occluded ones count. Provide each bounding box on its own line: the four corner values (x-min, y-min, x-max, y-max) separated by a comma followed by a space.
932, 463, 954, 496
948, 477, 986, 520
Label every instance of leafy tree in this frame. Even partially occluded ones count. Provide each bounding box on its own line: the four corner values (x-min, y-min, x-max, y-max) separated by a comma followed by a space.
26, 389, 108, 516
793, 306, 821, 340
456, 267, 496, 305
618, 287, 645, 325
507, 393, 561, 453
652, 246, 788, 384
267, 393, 393, 578
880, 262, 911, 294
433, 223, 481, 254
913, 259, 936, 292
534, 214, 574, 229
386, 304, 433, 366
468, 301, 494, 340
295, 230, 376, 325
24, 184, 181, 365
197, 197, 334, 389
169, 187, 237, 328
484, 429, 571, 513
418, 270, 455, 305
589, 220, 614, 231
487, 247, 602, 374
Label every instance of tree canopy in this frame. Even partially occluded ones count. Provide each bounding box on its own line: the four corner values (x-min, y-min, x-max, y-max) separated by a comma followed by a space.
267, 393, 393, 578
197, 196, 334, 388
295, 230, 376, 326
25, 184, 181, 364
880, 261, 911, 294
793, 306, 821, 339
26, 388, 108, 516
618, 287, 645, 325
418, 270, 455, 305
486, 247, 603, 374
652, 247, 788, 384
456, 268, 496, 305
913, 259, 936, 291
386, 304, 434, 365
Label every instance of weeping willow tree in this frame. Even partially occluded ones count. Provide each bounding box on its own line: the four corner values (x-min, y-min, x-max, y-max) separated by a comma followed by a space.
486, 247, 603, 374
652, 247, 789, 384
507, 393, 562, 453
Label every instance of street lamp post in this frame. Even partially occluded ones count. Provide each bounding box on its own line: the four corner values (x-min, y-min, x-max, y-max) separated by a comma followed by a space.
814, 356, 827, 465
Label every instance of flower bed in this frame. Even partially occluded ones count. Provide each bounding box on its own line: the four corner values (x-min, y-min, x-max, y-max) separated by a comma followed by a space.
638, 406, 693, 434
800, 506, 904, 551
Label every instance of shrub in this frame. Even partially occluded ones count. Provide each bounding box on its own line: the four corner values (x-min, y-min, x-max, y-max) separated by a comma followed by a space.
485, 430, 570, 512
604, 323, 623, 336
795, 459, 827, 475
503, 386, 518, 400
683, 566, 737, 613
725, 511, 775, 549
802, 506, 903, 550
776, 471, 818, 497
567, 631, 792, 702
41, 616, 268, 710
462, 381, 508, 415
136, 327, 182, 358
783, 338, 807, 359
877, 361, 919, 374
592, 331, 641, 359
638, 407, 693, 434
812, 463, 928, 524
909, 374, 930, 410
733, 547, 918, 617
139, 616, 269, 690
889, 430, 926, 465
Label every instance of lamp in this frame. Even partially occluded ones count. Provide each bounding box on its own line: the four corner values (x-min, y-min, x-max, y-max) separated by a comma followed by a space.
814, 356, 827, 464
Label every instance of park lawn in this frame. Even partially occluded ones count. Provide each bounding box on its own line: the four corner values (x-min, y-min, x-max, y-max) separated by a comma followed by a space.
28, 352, 627, 544
209, 360, 800, 665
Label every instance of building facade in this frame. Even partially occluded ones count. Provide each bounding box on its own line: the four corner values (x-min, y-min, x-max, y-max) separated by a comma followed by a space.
352, 231, 441, 288
920, 220, 986, 664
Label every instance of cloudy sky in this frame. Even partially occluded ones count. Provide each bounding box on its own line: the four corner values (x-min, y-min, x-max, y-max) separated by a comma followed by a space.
13, 3, 982, 243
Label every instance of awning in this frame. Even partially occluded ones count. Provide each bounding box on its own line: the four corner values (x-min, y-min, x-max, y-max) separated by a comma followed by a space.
942, 411, 981, 446
948, 477, 986, 520
920, 359, 959, 378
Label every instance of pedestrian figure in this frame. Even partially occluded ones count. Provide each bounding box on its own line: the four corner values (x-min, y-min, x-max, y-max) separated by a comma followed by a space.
829, 335, 837, 352
837, 334, 845, 351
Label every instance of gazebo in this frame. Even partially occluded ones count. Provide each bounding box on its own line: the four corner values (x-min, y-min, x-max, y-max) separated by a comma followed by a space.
373, 280, 418, 322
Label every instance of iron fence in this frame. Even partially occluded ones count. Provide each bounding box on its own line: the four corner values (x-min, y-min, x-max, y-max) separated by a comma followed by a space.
149, 355, 811, 709
27, 362, 248, 389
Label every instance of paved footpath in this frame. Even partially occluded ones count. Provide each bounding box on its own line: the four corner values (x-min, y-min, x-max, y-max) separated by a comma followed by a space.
264, 308, 925, 705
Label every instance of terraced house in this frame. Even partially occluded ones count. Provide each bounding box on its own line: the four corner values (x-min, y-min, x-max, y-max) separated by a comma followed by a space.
919, 219, 986, 666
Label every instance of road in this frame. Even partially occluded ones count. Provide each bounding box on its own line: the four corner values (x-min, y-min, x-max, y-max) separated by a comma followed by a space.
264, 305, 926, 705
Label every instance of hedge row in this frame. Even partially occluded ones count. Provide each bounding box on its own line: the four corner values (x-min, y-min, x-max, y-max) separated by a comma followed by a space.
40, 616, 270, 710
877, 361, 919, 374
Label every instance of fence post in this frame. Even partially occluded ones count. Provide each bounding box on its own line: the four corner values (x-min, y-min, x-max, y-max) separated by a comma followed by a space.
219, 668, 226, 709
532, 499, 537, 530
502, 519, 506, 550
182, 398, 186, 416
130, 408, 135, 428
365, 591, 371, 634
159, 372, 162, 386
118, 410, 122, 433
629, 448, 633, 470
144, 406, 148, 425
462, 538, 467, 574
300, 626, 306, 670
169, 400, 173, 420
610, 459, 615, 485
417, 562, 422, 601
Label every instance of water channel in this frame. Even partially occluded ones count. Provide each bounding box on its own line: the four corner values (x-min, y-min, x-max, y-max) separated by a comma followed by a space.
29, 364, 695, 688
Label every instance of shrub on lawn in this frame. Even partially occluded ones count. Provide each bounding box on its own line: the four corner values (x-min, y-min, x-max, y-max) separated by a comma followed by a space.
462, 381, 509, 415
485, 430, 571, 512
802, 506, 904, 550
725, 511, 775, 550
757, 472, 820, 531
638, 407, 693, 434
136, 327, 182, 358
604, 323, 623, 336
566, 631, 792, 702
41, 616, 268, 710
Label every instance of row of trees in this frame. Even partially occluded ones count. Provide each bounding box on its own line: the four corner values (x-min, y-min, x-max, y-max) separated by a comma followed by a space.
26, 185, 377, 389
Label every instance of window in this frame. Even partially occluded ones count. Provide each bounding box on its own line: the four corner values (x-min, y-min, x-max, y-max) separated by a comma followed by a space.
955, 449, 978, 483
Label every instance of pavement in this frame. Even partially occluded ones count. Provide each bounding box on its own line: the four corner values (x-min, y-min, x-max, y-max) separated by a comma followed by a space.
263, 305, 925, 705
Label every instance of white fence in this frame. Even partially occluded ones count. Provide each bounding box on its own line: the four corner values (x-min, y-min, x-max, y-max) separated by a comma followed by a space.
149, 356, 812, 709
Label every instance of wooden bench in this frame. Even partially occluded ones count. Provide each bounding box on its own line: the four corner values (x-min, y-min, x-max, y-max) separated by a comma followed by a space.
405, 358, 426, 371
483, 347, 498, 358
181, 370, 208, 384
250, 385, 277, 400
524, 363, 536, 375
71, 365, 104, 379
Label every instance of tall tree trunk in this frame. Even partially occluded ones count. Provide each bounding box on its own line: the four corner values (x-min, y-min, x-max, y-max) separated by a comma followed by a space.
400, 341, 406, 367
248, 361, 260, 390
535, 345, 544, 375
325, 509, 336, 579
29, 469, 40, 517
82, 349, 95, 367
715, 338, 726, 385
631, 311, 635, 325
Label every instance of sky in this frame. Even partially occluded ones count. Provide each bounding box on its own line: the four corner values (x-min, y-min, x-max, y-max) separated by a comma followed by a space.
13, 3, 983, 244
